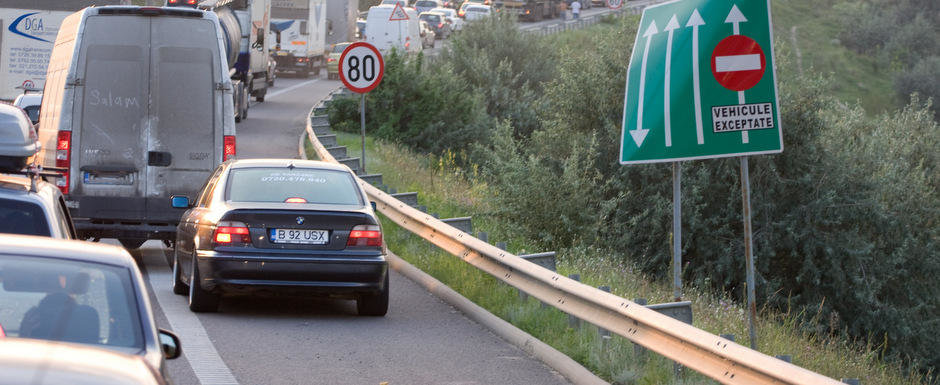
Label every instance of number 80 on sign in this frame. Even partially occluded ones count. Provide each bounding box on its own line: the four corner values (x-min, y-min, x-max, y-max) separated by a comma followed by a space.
338, 42, 384, 93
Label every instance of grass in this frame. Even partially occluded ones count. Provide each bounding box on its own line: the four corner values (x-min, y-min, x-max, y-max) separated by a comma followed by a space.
308, 131, 927, 385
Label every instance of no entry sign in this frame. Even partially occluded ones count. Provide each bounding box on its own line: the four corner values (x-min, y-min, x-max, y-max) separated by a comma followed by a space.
711, 35, 765, 91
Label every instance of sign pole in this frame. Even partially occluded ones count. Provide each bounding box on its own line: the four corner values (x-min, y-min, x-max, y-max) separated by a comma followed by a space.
740, 156, 757, 349
672, 161, 682, 301
360, 93, 366, 174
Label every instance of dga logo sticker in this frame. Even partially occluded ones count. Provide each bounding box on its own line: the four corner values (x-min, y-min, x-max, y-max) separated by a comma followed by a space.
9, 12, 55, 43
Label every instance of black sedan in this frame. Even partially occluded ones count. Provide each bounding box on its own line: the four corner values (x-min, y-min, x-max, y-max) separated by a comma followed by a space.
170, 159, 389, 315
0, 235, 181, 378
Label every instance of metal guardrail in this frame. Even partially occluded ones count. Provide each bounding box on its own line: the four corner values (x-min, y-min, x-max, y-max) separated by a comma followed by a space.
304, 107, 842, 384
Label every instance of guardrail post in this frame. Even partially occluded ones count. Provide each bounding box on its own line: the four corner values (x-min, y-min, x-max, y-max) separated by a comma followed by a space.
633, 298, 647, 358
567, 274, 581, 329
597, 286, 611, 338
841, 379, 860, 385
775, 354, 792, 363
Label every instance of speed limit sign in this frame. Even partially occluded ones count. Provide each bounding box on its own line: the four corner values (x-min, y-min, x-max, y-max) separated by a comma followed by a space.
338, 42, 384, 93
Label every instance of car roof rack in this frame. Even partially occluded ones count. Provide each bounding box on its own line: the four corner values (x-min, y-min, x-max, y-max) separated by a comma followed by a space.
2, 165, 66, 193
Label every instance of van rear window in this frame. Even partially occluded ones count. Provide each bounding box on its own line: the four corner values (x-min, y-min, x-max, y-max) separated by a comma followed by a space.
226, 167, 363, 206
0, 199, 50, 237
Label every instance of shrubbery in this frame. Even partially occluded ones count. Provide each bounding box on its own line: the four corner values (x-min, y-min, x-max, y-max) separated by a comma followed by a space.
329, 14, 939, 375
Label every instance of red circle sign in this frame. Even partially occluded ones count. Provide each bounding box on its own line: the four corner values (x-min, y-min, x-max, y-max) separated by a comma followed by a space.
338, 42, 384, 93
710, 35, 766, 92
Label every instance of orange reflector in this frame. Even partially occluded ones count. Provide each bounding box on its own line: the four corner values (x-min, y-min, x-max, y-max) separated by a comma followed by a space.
285, 197, 307, 203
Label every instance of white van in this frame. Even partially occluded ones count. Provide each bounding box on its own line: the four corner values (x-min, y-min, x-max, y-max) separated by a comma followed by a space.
365, 5, 422, 54
36, 6, 236, 249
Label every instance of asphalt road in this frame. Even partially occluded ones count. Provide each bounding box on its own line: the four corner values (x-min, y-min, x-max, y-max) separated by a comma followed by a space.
124, 74, 570, 385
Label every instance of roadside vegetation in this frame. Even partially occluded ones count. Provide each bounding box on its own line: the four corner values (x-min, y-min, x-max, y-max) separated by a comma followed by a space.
325, 2, 938, 382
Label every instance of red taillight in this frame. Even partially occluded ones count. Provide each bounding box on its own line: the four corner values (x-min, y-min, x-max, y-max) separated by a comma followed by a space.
168, 0, 178, 3
223, 135, 236, 161
347, 225, 382, 247
327, 58, 335, 62
438, 22, 444, 28
187, 0, 196, 4
214, 221, 250, 244
284, 197, 307, 203
56, 131, 71, 194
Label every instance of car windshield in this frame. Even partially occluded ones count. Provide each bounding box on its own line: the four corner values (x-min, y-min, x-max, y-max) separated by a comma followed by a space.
0, 199, 50, 237
467, 7, 487, 13
226, 167, 363, 206
22, 106, 39, 123
415, 1, 437, 7
332, 43, 351, 53
0, 254, 144, 352
421, 14, 441, 23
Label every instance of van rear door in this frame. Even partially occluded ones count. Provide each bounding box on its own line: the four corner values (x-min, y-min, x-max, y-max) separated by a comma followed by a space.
148, 16, 220, 203
75, 15, 150, 203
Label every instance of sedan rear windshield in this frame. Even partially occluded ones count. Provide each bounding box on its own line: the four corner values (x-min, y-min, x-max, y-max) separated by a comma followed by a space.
0, 254, 144, 352
420, 14, 442, 23
415, 1, 438, 7
332, 43, 351, 53
226, 167, 363, 206
0, 199, 50, 237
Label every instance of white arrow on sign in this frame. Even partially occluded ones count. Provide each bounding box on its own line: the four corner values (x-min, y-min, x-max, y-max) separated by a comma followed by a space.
663, 14, 679, 147
686, 9, 705, 145
631, 20, 658, 147
725, 4, 749, 143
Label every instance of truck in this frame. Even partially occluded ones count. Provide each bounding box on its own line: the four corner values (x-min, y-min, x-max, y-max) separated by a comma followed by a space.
168, 0, 272, 121
268, 0, 327, 78
0, 9, 78, 101
494, 0, 561, 21
35, 5, 236, 249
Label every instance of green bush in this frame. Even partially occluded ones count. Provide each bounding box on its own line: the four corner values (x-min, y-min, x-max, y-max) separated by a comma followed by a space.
895, 56, 940, 118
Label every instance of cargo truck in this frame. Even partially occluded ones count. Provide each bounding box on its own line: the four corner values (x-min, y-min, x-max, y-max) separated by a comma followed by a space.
495, 0, 561, 21
168, 0, 272, 121
36, 5, 236, 249
269, 0, 327, 77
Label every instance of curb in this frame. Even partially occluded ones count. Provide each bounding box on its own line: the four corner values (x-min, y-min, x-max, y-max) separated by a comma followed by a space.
299, 105, 607, 385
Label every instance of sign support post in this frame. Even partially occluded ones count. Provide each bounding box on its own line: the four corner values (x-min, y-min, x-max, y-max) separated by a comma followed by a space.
360, 94, 367, 173
672, 161, 682, 302
740, 156, 757, 349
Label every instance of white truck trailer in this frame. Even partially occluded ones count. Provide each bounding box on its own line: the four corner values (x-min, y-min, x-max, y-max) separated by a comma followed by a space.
269, 0, 326, 77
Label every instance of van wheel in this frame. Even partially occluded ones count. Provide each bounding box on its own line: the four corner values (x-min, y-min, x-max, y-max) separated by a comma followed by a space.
119, 239, 146, 250
357, 274, 389, 316
188, 256, 219, 312
255, 89, 266, 102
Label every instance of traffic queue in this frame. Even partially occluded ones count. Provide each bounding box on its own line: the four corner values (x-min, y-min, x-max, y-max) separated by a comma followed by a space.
0, 3, 388, 383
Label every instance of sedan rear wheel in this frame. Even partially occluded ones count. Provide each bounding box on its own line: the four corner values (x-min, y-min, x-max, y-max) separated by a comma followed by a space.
357, 274, 389, 316
188, 256, 219, 312
172, 250, 188, 295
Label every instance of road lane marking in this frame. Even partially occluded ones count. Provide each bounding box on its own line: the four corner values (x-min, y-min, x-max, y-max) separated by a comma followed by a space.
266, 79, 321, 99
146, 253, 239, 385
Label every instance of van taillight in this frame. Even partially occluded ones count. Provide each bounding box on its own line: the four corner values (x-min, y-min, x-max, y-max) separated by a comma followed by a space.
347, 225, 382, 247
223, 135, 236, 161
56, 131, 71, 194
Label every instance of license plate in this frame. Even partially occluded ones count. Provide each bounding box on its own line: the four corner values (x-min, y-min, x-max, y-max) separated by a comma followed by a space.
83, 171, 134, 185
270, 228, 329, 245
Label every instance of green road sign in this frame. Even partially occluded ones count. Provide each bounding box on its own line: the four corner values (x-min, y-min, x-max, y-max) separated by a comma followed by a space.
619, 0, 782, 164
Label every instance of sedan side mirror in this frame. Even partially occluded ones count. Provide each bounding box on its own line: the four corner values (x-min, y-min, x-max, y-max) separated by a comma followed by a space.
170, 195, 192, 209
158, 329, 181, 360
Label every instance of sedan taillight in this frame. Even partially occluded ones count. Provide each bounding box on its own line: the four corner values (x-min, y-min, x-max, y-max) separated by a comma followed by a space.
347, 225, 382, 247
214, 221, 251, 245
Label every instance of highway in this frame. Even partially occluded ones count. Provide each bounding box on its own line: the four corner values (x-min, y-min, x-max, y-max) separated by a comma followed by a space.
120, 76, 570, 385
